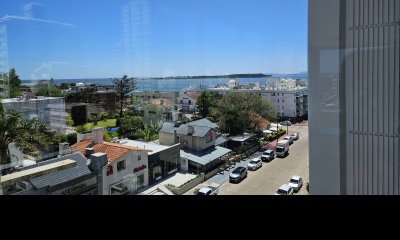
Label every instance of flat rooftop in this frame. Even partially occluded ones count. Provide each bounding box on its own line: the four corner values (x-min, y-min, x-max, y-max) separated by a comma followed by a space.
1, 97, 64, 103
121, 140, 175, 155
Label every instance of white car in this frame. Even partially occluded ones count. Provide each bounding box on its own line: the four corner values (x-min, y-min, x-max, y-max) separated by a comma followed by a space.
247, 158, 262, 171
288, 175, 303, 192
196, 187, 219, 195
275, 184, 294, 195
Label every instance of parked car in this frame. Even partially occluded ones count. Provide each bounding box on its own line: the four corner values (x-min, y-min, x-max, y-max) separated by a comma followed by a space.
290, 132, 300, 141
288, 175, 303, 192
229, 166, 248, 183
275, 184, 294, 195
280, 121, 292, 126
283, 136, 294, 145
247, 158, 262, 171
261, 149, 275, 162
196, 186, 219, 195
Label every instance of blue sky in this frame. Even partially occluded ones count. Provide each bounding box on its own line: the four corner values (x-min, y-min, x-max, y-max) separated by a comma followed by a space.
0, 0, 307, 79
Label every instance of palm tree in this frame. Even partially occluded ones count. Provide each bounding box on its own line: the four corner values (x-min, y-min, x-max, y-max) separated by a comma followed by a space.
0, 103, 52, 165
113, 75, 137, 117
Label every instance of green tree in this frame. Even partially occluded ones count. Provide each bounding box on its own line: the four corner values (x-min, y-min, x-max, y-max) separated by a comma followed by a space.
113, 75, 137, 117
117, 115, 142, 137
139, 124, 159, 142
196, 91, 217, 118
36, 87, 66, 97
9, 68, 21, 98
0, 102, 52, 164
216, 93, 276, 135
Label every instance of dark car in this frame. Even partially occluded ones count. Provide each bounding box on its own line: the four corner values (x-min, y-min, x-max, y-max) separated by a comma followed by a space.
229, 166, 248, 183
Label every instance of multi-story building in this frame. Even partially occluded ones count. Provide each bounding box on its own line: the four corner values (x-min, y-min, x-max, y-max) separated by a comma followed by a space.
73, 128, 150, 195
135, 98, 179, 127
119, 139, 180, 185
159, 119, 231, 174
1, 94, 68, 133
209, 82, 308, 122
176, 92, 201, 113
309, 0, 400, 195
120, 0, 151, 77
0, 72, 8, 99
0, 20, 9, 99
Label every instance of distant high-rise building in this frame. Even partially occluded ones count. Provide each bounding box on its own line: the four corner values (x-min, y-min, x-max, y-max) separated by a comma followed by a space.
0, 21, 9, 99
121, 0, 151, 78
309, 0, 400, 194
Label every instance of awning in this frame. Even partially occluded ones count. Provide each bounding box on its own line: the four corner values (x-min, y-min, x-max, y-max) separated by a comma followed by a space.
180, 146, 232, 166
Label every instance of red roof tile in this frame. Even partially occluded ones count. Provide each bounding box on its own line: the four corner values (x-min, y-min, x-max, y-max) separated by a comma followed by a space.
185, 92, 201, 100
72, 140, 148, 163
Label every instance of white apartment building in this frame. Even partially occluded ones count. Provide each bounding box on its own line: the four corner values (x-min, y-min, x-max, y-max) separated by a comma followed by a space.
1, 94, 68, 133
209, 79, 308, 122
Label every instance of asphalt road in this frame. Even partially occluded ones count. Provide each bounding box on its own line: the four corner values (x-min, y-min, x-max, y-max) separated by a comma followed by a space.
218, 124, 309, 195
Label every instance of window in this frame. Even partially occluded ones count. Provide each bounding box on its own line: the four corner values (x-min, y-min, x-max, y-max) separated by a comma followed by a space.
117, 160, 126, 172
138, 154, 141, 161
278, 99, 280, 103
106, 165, 113, 176
136, 174, 145, 189
282, 100, 284, 103
180, 100, 183, 104
271, 93, 276, 96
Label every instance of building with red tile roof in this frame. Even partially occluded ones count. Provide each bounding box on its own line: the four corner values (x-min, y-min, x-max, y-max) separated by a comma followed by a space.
72, 128, 151, 195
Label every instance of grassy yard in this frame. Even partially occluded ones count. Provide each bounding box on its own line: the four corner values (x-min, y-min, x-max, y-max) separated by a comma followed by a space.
84, 119, 117, 130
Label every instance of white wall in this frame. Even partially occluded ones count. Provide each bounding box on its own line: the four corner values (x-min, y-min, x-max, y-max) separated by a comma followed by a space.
261, 92, 297, 118
159, 132, 175, 146
102, 150, 149, 195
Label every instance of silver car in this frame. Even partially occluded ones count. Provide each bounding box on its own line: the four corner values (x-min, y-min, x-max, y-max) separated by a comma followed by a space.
290, 132, 300, 141
261, 149, 275, 162
275, 184, 294, 195
229, 167, 248, 183
288, 175, 303, 192
283, 136, 294, 145
247, 158, 262, 171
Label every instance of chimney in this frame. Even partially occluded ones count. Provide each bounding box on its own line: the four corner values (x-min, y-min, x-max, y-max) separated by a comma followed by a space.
85, 148, 95, 158
188, 125, 194, 135
59, 142, 70, 156
88, 152, 108, 172
92, 127, 104, 144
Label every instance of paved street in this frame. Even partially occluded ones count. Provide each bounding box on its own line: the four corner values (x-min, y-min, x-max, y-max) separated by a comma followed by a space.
218, 124, 309, 195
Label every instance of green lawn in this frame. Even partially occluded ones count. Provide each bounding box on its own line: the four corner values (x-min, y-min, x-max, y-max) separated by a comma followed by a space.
84, 119, 117, 130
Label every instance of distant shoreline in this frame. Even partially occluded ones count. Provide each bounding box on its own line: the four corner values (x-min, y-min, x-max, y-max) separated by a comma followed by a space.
150, 73, 272, 80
